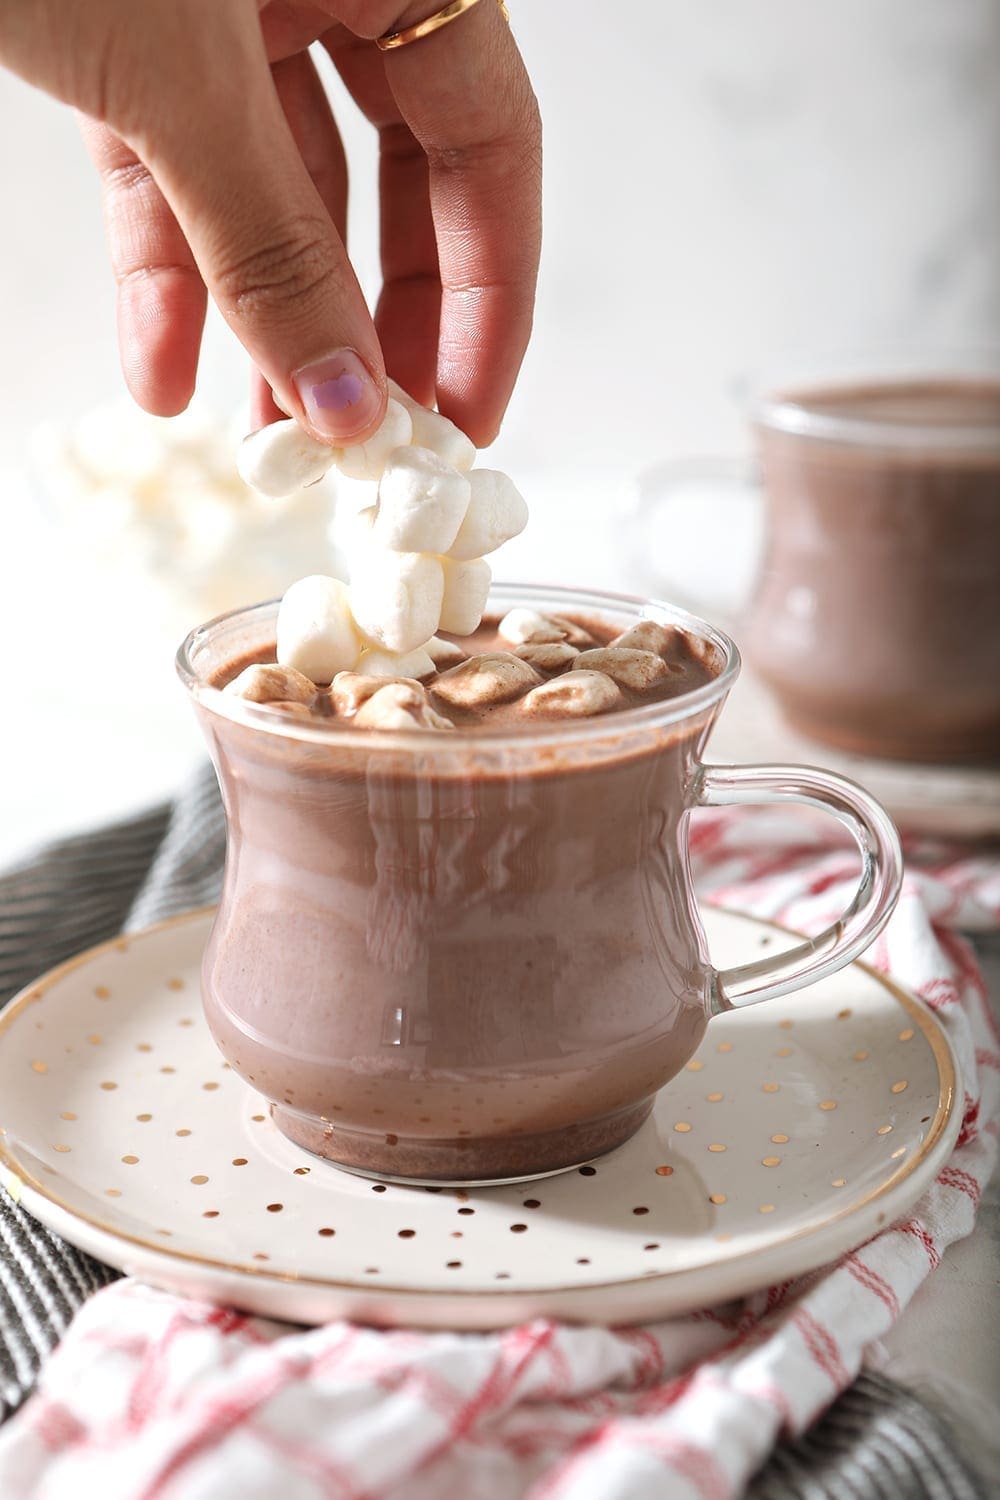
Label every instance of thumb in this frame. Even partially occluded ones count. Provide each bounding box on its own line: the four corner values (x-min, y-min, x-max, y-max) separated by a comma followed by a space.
129, 15, 385, 444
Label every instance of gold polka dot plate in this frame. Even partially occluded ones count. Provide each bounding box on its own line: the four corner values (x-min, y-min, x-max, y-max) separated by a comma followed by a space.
0, 907, 959, 1328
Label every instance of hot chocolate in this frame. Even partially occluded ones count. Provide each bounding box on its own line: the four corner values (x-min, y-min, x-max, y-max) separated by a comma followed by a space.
748, 378, 1000, 761
216, 611, 717, 728
180, 585, 903, 1185
200, 609, 720, 1179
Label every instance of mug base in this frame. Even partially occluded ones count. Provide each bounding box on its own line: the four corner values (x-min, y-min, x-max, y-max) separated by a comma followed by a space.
271, 1097, 655, 1186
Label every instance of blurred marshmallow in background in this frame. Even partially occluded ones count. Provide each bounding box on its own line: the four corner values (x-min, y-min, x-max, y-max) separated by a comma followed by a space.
30, 398, 344, 634
0, 0, 998, 855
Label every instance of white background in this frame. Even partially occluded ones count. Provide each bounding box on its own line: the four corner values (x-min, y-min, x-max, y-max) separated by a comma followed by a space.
1, 0, 999, 862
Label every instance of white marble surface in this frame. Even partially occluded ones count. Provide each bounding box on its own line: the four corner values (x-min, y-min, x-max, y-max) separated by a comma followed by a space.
0, 2, 998, 475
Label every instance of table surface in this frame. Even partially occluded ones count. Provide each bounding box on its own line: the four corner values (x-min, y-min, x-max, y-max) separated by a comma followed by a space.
2, 462, 997, 1481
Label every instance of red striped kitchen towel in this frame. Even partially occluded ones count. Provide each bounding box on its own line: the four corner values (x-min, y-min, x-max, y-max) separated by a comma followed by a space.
0, 803, 995, 1500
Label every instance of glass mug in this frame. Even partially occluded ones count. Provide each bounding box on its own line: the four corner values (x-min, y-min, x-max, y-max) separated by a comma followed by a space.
624, 353, 1000, 763
178, 583, 902, 1186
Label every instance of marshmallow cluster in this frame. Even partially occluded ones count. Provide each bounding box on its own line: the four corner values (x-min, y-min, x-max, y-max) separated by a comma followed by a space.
496, 610, 682, 718
32, 397, 341, 629
235, 399, 685, 731
226, 597, 686, 729
238, 383, 528, 687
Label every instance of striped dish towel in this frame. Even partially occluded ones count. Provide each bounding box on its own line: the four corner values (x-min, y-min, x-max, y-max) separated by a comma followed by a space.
0, 766, 995, 1499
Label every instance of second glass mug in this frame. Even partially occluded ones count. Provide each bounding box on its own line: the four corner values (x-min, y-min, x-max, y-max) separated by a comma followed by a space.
178, 583, 902, 1186
622, 352, 1000, 763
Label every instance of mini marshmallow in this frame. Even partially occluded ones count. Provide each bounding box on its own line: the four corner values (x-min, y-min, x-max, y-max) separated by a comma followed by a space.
432, 653, 542, 708
389, 380, 476, 472
238, 420, 336, 499
350, 549, 444, 655
497, 608, 567, 645
354, 681, 453, 731
374, 447, 471, 554
611, 620, 676, 656
336, 399, 412, 482
73, 404, 167, 487
331, 671, 417, 716
342, 504, 377, 555
547, 614, 599, 648
574, 647, 671, 692
522, 670, 622, 718
224, 662, 317, 704
439, 557, 491, 635
448, 470, 529, 560
267, 700, 314, 720
356, 644, 436, 680
276, 575, 360, 685
426, 636, 467, 668
514, 641, 580, 671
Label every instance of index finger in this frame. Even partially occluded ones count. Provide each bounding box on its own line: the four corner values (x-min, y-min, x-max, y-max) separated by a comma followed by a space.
342, 0, 542, 445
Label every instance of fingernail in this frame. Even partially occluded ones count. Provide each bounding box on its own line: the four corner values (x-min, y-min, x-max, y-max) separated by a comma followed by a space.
293, 350, 383, 442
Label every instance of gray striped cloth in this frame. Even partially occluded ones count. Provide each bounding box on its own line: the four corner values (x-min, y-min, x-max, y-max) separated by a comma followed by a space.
0, 766, 987, 1497
0, 764, 225, 1421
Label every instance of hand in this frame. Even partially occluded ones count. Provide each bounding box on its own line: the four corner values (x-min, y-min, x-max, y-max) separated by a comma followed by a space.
0, 1, 541, 446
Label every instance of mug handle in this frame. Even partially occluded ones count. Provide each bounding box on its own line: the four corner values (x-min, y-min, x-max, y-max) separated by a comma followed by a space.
620, 457, 762, 620
694, 762, 903, 1012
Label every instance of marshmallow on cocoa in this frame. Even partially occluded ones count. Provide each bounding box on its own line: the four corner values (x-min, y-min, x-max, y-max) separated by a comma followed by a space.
331, 671, 414, 716
514, 641, 580, 671
356, 644, 437, 680
432, 653, 542, 708
497, 609, 568, 645
267, 700, 315, 720
353, 681, 453, 731
522, 670, 622, 718
225, 662, 317, 704
610, 620, 676, 656
546, 614, 599, 648
574, 646, 671, 692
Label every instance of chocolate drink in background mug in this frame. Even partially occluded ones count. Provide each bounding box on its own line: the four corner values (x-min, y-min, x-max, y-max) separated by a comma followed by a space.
624, 371, 1000, 763
178, 584, 902, 1186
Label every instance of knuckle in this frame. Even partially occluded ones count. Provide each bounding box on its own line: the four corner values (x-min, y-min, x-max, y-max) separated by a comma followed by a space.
424, 136, 496, 176
102, 157, 156, 197
115, 261, 200, 291
425, 101, 543, 189
215, 219, 343, 325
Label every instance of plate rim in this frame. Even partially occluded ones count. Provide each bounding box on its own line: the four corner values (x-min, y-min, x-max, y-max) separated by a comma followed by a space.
0, 905, 961, 1312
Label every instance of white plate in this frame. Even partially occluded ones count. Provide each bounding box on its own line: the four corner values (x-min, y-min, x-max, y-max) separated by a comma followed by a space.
709, 667, 1000, 840
0, 908, 959, 1328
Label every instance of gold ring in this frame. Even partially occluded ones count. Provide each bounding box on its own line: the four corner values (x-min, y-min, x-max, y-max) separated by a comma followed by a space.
377, 0, 508, 52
